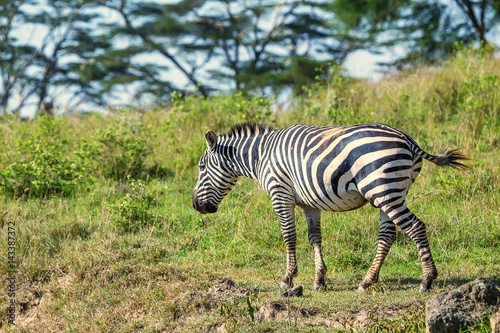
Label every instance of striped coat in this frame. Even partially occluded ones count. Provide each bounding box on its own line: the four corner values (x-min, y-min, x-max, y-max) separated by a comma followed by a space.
192, 123, 469, 292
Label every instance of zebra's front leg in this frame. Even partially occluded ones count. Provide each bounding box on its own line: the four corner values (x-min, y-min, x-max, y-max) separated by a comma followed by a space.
359, 210, 396, 292
303, 206, 327, 291
273, 201, 298, 289
280, 233, 298, 289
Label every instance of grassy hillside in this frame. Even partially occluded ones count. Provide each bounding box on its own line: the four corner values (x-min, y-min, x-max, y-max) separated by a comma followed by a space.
0, 49, 499, 332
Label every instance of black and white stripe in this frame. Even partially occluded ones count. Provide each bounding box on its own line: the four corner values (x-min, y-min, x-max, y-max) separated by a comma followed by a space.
192, 123, 469, 292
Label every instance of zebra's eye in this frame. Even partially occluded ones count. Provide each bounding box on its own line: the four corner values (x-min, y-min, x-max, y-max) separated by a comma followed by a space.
199, 165, 205, 171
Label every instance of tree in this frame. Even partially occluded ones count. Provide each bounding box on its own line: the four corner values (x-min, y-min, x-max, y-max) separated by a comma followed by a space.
170, 0, 335, 94
328, 0, 411, 62
327, 0, 500, 67
0, 0, 113, 115
453, 0, 500, 47
98, 0, 211, 99
97, 0, 335, 98
2, 0, 498, 116
0, 0, 39, 114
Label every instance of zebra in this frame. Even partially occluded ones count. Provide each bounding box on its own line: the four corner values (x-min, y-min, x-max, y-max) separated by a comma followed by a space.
192, 122, 470, 292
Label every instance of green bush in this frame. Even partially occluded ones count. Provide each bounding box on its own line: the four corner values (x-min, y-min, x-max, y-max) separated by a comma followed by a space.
0, 117, 87, 198
110, 177, 157, 232
81, 121, 154, 180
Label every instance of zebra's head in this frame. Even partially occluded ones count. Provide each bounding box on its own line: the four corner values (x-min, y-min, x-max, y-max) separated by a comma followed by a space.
192, 130, 239, 214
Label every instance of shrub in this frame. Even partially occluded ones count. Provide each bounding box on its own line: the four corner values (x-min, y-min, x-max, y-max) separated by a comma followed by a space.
110, 177, 157, 232
0, 117, 87, 198
81, 121, 154, 180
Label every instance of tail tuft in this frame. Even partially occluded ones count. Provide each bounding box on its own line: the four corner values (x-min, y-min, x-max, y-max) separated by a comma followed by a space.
430, 149, 471, 170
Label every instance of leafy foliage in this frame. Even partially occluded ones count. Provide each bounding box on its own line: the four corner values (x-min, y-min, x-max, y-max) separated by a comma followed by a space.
0, 0, 113, 115
329, 0, 500, 67
110, 176, 157, 232
3, 0, 498, 114
88, 123, 153, 181
0, 117, 87, 198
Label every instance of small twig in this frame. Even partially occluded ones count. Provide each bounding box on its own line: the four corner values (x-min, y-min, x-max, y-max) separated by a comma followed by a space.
411, 190, 437, 201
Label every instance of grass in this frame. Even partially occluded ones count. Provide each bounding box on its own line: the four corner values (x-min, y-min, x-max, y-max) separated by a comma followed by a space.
0, 48, 499, 332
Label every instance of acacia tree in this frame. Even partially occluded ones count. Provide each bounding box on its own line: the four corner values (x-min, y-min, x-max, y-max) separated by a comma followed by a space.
193, 0, 333, 94
0, 0, 39, 113
0, 0, 114, 115
29, 1, 109, 114
2, 0, 498, 116
453, 0, 499, 47
328, 0, 500, 67
97, 0, 211, 99
97, 0, 338, 97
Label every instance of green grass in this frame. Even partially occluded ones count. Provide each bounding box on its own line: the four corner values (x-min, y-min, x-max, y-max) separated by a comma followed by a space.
0, 48, 499, 332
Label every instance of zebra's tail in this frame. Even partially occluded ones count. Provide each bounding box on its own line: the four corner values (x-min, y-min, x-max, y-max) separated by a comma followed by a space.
411, 145, 471, 170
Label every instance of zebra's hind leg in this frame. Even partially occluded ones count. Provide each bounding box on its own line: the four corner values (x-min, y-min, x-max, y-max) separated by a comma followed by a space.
382, 202, 438, 292
303, 206, 327, 291
358, 210, 396, 292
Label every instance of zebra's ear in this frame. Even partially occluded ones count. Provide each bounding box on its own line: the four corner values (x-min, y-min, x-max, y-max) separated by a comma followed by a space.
205, 130, 218, 150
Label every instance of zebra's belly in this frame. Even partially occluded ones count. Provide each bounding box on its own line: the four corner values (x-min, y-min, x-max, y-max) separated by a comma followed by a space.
294, 184, 368, 212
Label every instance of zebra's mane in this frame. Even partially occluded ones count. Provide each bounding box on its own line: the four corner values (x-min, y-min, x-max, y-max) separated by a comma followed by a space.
223, 122, 273, 138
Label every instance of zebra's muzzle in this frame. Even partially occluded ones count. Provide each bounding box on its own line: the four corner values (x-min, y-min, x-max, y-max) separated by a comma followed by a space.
192, 190, 218, 214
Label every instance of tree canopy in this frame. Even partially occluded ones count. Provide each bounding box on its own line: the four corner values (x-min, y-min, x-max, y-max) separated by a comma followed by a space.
0, 0, 498, 116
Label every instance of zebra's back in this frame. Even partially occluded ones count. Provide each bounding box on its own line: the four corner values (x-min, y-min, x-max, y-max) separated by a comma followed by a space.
262, 123, 422, 212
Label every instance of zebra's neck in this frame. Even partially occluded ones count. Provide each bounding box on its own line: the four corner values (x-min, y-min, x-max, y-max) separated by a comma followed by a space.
217, 127, 271, 180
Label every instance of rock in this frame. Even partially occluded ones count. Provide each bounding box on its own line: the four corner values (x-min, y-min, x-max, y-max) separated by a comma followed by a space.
426, 277, 500, 333
426, 307, 474, 333
491, 310, 500, 333
282, 285, 303, 297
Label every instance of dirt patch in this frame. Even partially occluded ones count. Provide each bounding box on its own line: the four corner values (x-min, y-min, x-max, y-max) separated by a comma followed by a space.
10, 275, 76, 328
15, 287, 45, 327
181, 278, 419, 331
207, 278, 251, 299
169, 277, 252, 317
258, 301, 287, 322
257, 300, 412, 330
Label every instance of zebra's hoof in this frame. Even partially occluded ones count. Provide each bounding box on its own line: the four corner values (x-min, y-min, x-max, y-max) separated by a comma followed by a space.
312, 283, 326, 291
419, 287, 431, 293
357, 287, 365, 293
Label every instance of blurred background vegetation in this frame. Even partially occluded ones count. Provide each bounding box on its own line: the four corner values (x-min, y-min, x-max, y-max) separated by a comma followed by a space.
1, 0, 499, 116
